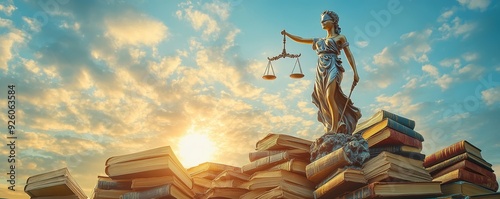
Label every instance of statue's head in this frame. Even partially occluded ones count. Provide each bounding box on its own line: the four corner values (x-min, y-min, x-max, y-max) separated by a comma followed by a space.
321, 10, 341, 34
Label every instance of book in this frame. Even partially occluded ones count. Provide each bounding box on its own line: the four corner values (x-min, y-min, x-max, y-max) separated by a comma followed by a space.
120, 184, 191, 199
242, 150, 305, 174
211, 178, 247, 189
257, 186, 309, 199
358, 118, 424, 142
31, 196, 80, 199
255, 133, 312, 152
130, 175, 195, 198
24, 168, 87, 199
426, 152, 493, 174
242, 170, 314, 198
366, 127, 423, 149
248, 149, 310, 162
363, 152, 432, 183
268, 159, 308, 175
305, 147, 351, 183
96, 176, 132, 190
424, 140, 483, 168
440, 181, 495, 196
193, 176, 213, 189
337, 181, 442, 199
104, 146, 192, 188
353, 110, 416, 135
313, 168, 367, 199
432, 159, 497, 180
470, 192, 500, 199
213, 169, 250, 181
105, 155, 192, 188
433, 168, 498, 191
187, 162, 241, 177
369, 145, 422, 154
370, 150, 426, 161
240, 188, 269, 199
92, 188, 130, 199
200, 187, 248, 199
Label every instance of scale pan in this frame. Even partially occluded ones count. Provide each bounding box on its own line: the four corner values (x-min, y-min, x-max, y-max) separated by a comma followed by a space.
262, 75, 277, 80
290, 73, 304, 79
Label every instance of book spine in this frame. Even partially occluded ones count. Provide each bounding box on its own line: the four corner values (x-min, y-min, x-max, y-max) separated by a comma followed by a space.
370, 151, 425, 161
306, 148, 350, 183
435, 169, 499, 191
368, 146, 405, 155
313, 172, 347, 198
424, 141, 466, 167
242, 151, 289, 174
381, 110, 416, 129
432, 160, 497, 180
371, 128, 422, 149
338, 184, 373, 199
120, 184, 171, 199
97, 180, 131, 190
249, 150, 291, 162
386, 118, 424, 141
427, 153, 467, 174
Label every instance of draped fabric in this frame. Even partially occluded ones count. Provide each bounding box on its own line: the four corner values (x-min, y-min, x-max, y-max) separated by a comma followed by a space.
312, 37, 361, 134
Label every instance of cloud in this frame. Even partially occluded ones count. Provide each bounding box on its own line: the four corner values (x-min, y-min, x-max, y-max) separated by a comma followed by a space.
482, 87, 500, 106
457, 64, 485, 79
356, 41, 369, 48
22, 16, 42, 32
177, 6, 220, 36
438, 17, 476, 39
421, 64, 455, 90
105, 10, 168, 47
438, 9, 455, 22
373, 91, 422, 116
457, 0, 490, 11
399, 29, 432, 63
462, 52, 478, 62
0, 0, 16, 16
0, 19, 25, 71
439, 58, 461, 69
204, 1, 231, 20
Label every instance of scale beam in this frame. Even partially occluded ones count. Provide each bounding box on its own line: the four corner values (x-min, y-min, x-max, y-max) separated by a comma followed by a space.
262, 32, 304, 80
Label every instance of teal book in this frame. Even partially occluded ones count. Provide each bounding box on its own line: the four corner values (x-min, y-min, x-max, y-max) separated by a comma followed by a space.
354, 110, 416, 134
360, 118, 424, 142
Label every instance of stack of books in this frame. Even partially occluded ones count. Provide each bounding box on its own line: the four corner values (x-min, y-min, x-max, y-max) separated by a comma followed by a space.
340, 110, 442, 198
239, 133, 315, 198
95, 146, 195, 199
424, 140, 499, 198
24, 167, 88, 199
187, 162, 247, 199
305, 146, 367, 199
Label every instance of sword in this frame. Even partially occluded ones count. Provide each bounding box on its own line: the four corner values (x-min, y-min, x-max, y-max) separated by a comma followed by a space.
339, 81, 356, 130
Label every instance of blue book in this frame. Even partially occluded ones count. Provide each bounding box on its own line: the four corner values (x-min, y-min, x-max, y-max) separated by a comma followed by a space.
359, 118, 424, 142
353, 110, 415, 134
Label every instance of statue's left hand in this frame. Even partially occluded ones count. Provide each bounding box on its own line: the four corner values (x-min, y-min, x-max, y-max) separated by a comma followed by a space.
353, 72, 359, 88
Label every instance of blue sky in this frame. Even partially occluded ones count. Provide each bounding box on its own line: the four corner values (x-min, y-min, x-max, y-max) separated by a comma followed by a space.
1, 0, 499, 198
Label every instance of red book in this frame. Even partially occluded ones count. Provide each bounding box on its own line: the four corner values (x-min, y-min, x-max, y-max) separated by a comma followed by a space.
432, 159, 496, 181
424, 140, 482, 168
366, 127, 422, 149
433, 168, 498, 192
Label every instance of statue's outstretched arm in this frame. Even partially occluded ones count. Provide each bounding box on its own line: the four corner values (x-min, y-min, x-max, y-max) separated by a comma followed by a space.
281, 30, 313, 45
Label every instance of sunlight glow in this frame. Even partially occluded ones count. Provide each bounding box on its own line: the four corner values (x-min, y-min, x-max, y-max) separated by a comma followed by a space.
178, 132, 216, 168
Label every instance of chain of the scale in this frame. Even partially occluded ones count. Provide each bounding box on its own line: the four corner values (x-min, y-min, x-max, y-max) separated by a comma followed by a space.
262, 33, 304, 80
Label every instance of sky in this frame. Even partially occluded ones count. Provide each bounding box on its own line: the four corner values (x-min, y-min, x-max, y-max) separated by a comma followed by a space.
1, 0, 499, 198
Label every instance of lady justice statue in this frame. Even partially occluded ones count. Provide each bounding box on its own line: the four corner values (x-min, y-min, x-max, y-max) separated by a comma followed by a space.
282, 10, 361, 135
283, 11, 369, 164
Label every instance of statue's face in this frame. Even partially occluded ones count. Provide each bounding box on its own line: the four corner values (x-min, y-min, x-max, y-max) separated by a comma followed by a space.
320, 14, 334, 30
321, 19, 334, 30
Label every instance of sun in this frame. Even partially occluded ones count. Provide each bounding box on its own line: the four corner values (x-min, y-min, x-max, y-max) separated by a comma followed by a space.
178, 132, 216, 168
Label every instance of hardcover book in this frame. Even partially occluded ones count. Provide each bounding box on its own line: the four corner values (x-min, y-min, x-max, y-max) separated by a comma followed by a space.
366, 127, 423, 149
431, 159, 497, 180
242, 150, 306, 174
248, 149, 310, 162
255, 133, 312, 152
96, 176, 132, 190
440, 181, 495, 196
24, 168, 87, 199
130, 175, 195, 198
433, 168, 499, 191
358, 118, 424, 142
426, 152, 493, 174
313, 168, 366, 199
424, 140, 483, 168
305, 147, 351, 183
336, 181, 442, 199
353, 110, 416, 134
120, 184, 191, 199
